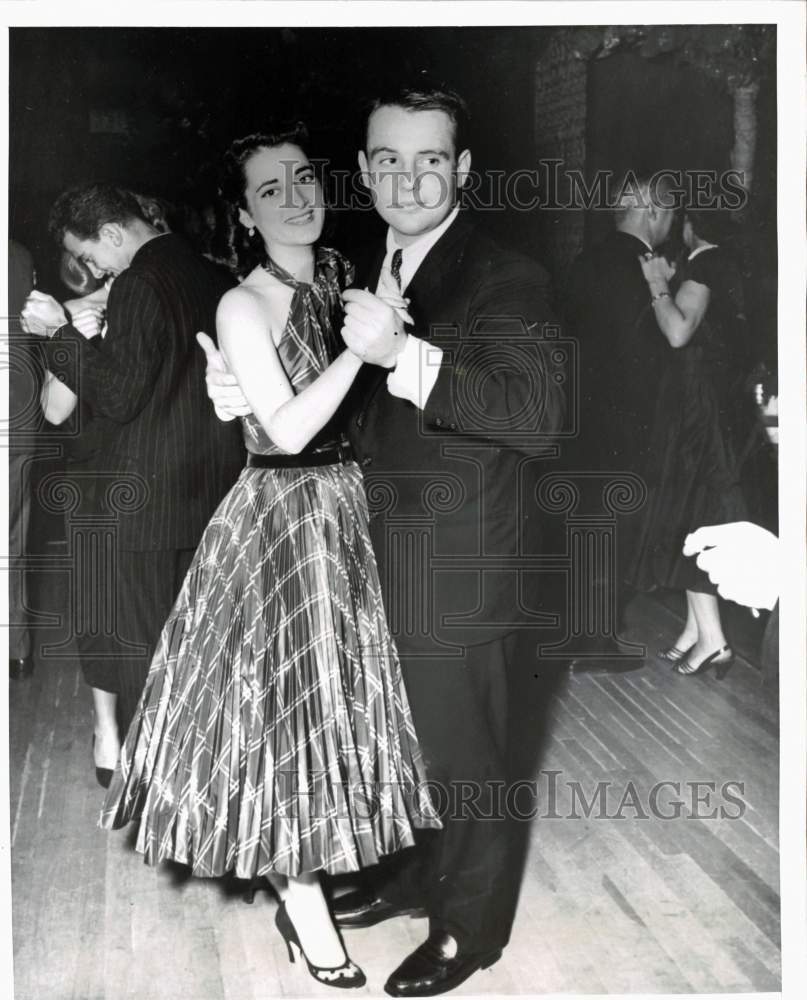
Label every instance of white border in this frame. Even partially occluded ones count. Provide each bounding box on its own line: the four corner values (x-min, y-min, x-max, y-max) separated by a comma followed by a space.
2, 5, 804, 1000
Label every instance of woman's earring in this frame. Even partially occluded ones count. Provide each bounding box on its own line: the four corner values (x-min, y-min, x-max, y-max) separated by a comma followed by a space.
248, 226, 256, 238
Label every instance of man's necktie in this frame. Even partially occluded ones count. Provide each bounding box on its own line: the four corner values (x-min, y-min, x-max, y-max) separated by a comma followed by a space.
390, 248, 403, 291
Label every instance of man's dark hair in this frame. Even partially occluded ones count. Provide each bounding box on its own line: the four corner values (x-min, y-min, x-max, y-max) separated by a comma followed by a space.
48, 184, 147, 244
360, 81, 470, 156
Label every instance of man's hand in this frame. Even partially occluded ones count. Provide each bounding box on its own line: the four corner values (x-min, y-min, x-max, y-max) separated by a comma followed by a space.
20, 291, 68, 338
341, 288, 409, 368
683, 521, 779, 611
68, 306, 105, 340
196, 331, 251, 421
639, 254, 676, 286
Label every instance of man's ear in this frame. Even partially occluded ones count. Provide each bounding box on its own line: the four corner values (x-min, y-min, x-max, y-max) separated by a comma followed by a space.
357, 150, 371, 188
99, 222, 124, 245
456, 148, 472, 189
237, 206, 254, 231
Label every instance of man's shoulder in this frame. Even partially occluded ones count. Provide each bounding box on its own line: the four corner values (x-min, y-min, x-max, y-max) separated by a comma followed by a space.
460, 219, 551, 291
124, 234, 235, 290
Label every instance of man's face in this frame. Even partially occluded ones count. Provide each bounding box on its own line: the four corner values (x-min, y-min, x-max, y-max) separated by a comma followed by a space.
63, 228, 129, 280
358, 105, 470, 245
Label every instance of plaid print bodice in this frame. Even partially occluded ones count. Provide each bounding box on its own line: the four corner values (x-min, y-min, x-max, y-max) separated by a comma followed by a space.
241, 247, 354, 455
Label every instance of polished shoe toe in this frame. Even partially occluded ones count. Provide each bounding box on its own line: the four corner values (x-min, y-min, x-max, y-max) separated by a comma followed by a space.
333, 890, 426, 929
384, 933, 502, 997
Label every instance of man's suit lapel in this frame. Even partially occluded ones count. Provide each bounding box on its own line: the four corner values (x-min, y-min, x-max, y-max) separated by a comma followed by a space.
403, 214, 472, 337
353, 213, 472, 404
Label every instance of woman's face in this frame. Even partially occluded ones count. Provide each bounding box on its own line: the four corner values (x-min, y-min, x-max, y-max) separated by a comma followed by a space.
238, 143, 324, 251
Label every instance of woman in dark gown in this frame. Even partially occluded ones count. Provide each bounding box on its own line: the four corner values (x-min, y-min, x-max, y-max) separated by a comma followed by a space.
100, 127, 439, 988
627, 210, 754, 677
40, 254, 124, 781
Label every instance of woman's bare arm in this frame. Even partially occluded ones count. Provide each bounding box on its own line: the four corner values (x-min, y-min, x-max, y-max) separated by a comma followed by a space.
216, 285, 362, 455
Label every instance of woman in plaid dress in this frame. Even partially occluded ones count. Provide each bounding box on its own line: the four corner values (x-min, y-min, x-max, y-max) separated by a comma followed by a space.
101, 127, 440, 988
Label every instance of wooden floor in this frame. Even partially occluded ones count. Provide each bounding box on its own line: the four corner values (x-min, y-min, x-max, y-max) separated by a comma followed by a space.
9, 592, 780, 998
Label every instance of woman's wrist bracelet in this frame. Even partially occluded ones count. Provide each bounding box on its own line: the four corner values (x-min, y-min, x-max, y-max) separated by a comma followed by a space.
650, 290, 671, 304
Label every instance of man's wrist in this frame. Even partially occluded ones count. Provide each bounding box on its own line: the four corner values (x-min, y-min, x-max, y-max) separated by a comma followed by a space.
384, 331, 409, 369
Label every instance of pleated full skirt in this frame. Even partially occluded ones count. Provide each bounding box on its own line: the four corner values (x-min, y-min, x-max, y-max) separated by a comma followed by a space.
626, 360, 748, 593
100, 461, 440, 877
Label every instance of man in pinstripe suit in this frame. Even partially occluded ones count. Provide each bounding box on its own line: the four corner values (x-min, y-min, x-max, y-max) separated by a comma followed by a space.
21, 184, 245, 745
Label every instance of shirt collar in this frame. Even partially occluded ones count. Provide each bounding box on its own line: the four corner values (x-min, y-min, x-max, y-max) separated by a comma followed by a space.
384, 206, 460, 292
687, 242, 718, 261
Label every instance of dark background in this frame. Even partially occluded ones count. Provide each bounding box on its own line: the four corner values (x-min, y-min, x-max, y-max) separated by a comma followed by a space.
9, 27, 549, 291
9, 25, 776, 315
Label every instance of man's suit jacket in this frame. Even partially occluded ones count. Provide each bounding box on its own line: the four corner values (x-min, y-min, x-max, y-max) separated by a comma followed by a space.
46, 233, 245, 550
564, 230, 672, 469
348, 213, 564, 654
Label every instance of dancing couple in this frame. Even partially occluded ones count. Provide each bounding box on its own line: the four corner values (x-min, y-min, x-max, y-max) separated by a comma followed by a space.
34, 82, 563, 996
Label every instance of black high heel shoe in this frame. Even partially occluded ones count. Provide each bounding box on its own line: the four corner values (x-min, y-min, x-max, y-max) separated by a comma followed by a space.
656, 643, 693, 665
674, 645, 734, 679
275, 901, 366, 989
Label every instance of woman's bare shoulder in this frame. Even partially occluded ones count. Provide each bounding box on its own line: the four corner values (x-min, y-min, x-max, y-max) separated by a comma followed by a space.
217, 270, 290, 345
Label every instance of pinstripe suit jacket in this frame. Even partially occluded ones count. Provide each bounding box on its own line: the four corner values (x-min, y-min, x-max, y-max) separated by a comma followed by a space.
45, 233, 245, 550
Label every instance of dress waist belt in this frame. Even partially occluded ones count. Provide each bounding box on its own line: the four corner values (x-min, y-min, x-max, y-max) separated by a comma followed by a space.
246, 444, 354, 469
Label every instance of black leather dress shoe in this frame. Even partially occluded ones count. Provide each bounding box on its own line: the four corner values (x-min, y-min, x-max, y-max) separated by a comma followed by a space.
9, 656, 34, 680
332, 889, 426, 929
384, 932, 502, 997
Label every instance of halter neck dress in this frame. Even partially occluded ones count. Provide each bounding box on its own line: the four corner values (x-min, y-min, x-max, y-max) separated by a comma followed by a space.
100, 247, 440, 877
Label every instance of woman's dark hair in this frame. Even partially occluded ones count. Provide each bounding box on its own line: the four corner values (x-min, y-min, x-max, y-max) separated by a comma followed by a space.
59, 250, 103, 296
132, 192, 173, 235
685, 208, 732, 246
359, 81, 470, 157
219, 123, 309, 276
48, 184, 147, 244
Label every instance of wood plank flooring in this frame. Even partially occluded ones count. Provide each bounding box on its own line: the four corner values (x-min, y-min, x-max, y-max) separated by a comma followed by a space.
8, 591, 781, 998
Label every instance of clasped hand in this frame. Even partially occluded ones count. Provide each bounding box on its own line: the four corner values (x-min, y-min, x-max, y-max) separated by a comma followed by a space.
341, 279, 411, 368
639, 253, 676, 286
64, 284, 110, 339
21, 286, 110, 340
20, 291, 68, 338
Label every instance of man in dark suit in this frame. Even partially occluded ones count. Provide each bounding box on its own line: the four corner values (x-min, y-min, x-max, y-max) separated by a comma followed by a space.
203, 84, 563, 996
331, 86, 564, 997
564, 172, 676, 474
20, 185, 244, 740
561, 173, 676, 663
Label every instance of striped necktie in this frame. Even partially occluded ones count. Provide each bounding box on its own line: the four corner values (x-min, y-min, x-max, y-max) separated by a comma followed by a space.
390, 248, 403, 291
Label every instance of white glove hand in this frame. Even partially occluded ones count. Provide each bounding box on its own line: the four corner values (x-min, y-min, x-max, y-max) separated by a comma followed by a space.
683, 522, 779, 611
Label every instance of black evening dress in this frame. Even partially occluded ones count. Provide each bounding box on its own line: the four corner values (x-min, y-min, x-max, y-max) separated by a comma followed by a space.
100, 247, 440, 877
626, 246, 754, 594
